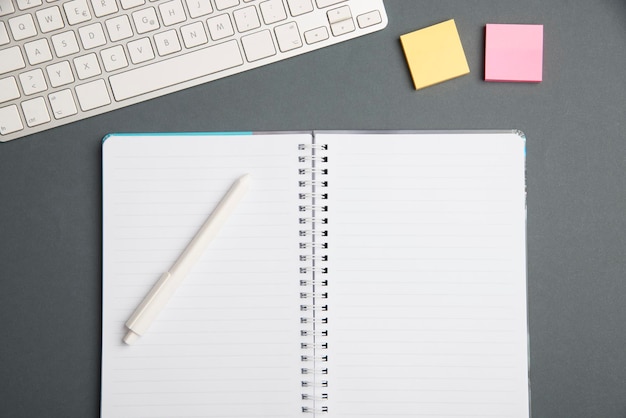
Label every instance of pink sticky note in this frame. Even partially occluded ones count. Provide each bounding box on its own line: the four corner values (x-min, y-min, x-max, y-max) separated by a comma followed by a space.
485, 24, 544, 82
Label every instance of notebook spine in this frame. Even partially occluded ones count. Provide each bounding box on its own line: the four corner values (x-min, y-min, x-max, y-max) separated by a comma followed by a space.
298, 140, 329, 414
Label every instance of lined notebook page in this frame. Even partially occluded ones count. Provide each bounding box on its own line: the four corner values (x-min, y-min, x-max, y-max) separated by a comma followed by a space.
102, 133, 307, 418
321, 132, 529, 417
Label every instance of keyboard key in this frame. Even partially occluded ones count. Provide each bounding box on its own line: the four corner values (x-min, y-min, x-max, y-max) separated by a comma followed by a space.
0, 105, 24, 135
91, 0, 118, 17
9, 14, 38, 40
105, 15, 133, 41
154, 30, 181, 56
0, 47, 27, 76
49, 89, 78, 119
75, 79, 111, 111
234, 5, 260, 32
101, 45, 129, 71
24, 38, 53, 65
357, 10, 381, 28
241, 29, 276, 61
46, 61, 75, 87
327, 5, 350, 24
74, 53, 102, 79
127, 37, 155, 63
260, 0, 287, 24
304, 26, 328, 44
286, 0, 312, 16
20, 68, 48, 95
63, 0, 92, 24
79, 22, 107, 49
109, 40, 243, 101
181, 22, 208, 48
21, 96, 50, 127
52, 31, 80, 57
275, 22, 302, 52
207, 14, 235, 40
133, 7, 160, 33
185, 0, 212, 18
330, 17, 354, 36
159, 0, 186, 26
36, 6, 64, 32
0, 0, 16, 16
0, 77, 20, 104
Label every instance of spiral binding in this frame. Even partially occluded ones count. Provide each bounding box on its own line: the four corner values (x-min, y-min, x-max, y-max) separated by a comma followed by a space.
298, 138, 329, 414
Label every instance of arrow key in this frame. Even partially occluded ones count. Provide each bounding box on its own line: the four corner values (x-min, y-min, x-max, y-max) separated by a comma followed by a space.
304, 26, 329, 45
357, 10, 382, 29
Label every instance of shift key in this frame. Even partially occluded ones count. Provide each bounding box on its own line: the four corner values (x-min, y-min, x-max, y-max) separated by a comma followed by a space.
0, 47, 26, 76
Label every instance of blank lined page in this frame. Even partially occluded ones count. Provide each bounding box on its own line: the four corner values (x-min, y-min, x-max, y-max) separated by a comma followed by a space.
320, 132, 529, 418
102, 133, 308, 418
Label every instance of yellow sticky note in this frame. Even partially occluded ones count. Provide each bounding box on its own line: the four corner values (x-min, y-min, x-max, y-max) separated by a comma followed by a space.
400, 19, 470, 90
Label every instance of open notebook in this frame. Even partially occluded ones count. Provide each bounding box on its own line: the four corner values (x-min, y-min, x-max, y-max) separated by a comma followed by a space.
101, 131, 529, 418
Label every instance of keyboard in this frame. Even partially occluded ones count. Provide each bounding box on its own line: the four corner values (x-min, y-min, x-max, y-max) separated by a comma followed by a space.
0, 0, 387, 142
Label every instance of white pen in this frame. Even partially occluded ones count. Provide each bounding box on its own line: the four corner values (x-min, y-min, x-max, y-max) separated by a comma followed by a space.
123, 174, 251, 345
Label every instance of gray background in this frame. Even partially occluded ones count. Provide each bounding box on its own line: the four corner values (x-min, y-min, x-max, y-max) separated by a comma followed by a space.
1, 1, 625, 417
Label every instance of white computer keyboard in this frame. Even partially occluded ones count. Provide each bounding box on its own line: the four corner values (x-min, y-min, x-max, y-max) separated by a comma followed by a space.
0, 0, 387, 142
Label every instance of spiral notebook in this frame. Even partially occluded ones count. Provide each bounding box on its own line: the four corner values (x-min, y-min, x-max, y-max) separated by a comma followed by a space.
101, 131, 530, 418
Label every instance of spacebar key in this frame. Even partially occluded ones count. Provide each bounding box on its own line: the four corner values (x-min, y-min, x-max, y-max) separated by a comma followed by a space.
110, 40, 244, 101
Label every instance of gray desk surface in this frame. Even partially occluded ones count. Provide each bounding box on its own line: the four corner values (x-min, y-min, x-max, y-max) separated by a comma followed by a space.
1, 1, 625, 417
